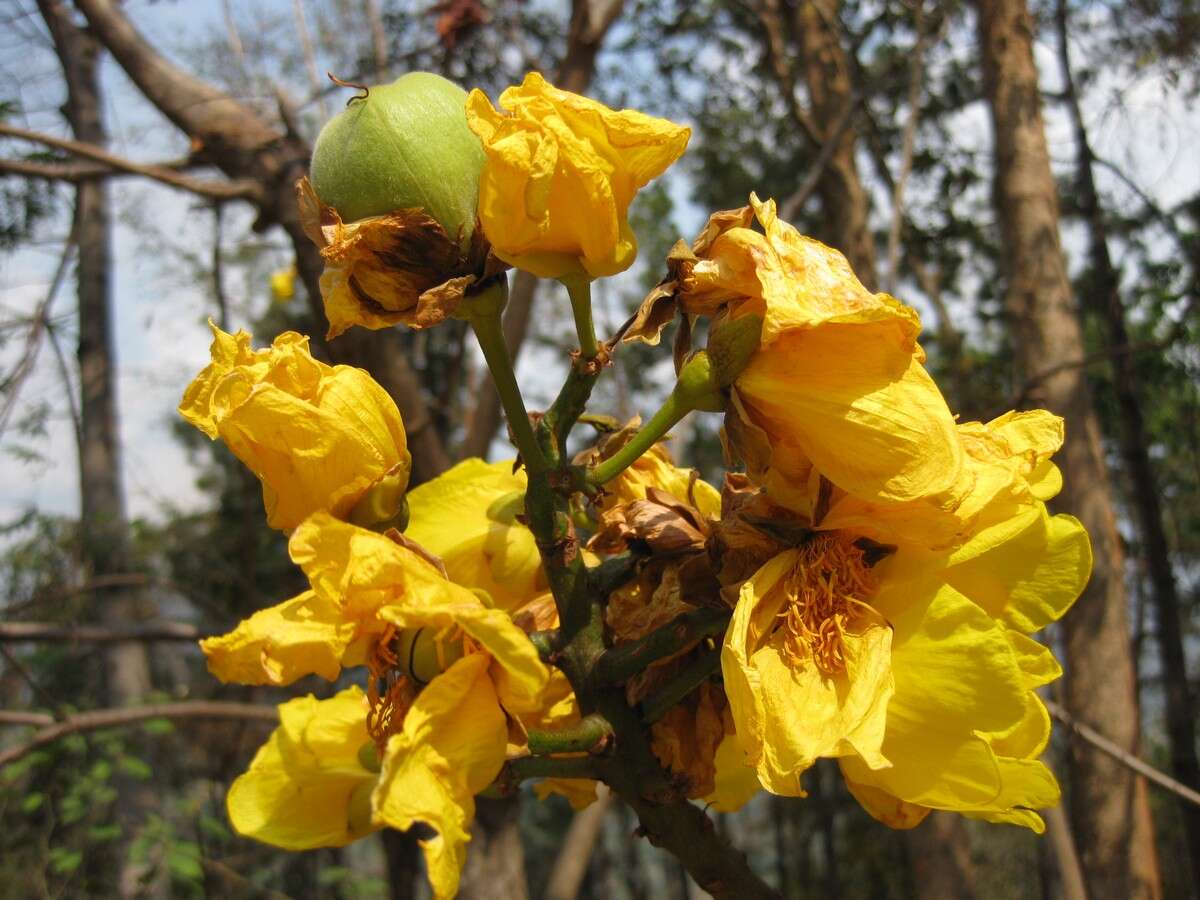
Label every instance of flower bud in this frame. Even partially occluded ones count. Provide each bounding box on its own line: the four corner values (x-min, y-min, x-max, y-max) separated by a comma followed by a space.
310, 72, 485, 243
393, 628, 465, 685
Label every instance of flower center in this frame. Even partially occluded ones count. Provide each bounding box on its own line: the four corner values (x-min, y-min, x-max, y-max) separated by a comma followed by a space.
777, 534, 877, 676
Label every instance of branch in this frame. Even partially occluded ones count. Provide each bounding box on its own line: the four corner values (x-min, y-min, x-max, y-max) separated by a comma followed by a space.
0, 621, 206, 642
527, 714, 613, 755
0, 701, 279, 768
1046, 699, 1200, 808
594, 608, 729, 685
883, 1, 936, 295
640, 645, 723, 724
0, 122, 258, 201
777, 91, 862, 222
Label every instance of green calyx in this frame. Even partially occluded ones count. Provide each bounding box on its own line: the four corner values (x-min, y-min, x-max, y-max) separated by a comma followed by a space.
310, 72, 486, 243
673, 351, 726, 413
348, 469, 410, 532
707, 313, 764, 387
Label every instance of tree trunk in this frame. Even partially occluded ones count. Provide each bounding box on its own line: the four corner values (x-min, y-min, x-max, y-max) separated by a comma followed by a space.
1054, 6, 1200, 891
38, 2, 157, 896
793, 0, 877, 286
457, 796, 530, 900
39, 0, 152, 710
73, 0, 448, 483
904, 814, 978, 900
975, 2, 1162, 898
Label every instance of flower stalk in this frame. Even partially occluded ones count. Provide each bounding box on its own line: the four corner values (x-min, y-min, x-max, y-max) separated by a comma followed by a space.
466, 280, 549, 473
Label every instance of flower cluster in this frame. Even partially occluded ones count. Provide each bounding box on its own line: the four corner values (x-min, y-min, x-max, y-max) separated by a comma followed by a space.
183, 68, 1090, 898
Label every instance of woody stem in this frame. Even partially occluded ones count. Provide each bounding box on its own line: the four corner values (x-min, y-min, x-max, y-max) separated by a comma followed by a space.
593, 607, 730, 686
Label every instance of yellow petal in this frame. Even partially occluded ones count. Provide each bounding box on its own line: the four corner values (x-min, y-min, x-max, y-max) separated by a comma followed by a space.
200, 591, 354, 685
723, 550, 894, 795
405, 459, 546, 611
704, 731, 762, 813
534, 778, 602, 810
467, 72, 689, 278
735, 320, 962, 505
227, 687, 377, 849
179, 323, 410, 531
945, 506, 1091, 633
841, 775, 931, 829
372, 654, 508, 900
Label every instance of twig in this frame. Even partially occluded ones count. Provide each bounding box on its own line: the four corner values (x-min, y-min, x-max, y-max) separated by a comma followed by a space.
1046, 699, 1200, 808
0, 621, 207, 642
779, 91, 863, 222
883, 1, 935, 295
640, 646, 723, 724
594, 608, 729, 686
0, 701, 279, 768
0, 122, 259, 201
0, 231, 75, 441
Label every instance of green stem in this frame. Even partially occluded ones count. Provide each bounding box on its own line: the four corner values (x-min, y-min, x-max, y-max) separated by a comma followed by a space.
527, 714, 612, 755
563, 274, 599, 360
587, 390, 692, 487
640, 645, 723, 724
594, 608, 730, 686
469, 308, 549, 473
528, 629, 560, 661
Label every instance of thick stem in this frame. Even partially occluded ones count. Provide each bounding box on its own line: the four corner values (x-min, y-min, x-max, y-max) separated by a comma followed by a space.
505, 755, 600, 782
641, 646, 723, 724
594, 608, 729, 686
469, 302, 549, 474
587, 391, 692, 487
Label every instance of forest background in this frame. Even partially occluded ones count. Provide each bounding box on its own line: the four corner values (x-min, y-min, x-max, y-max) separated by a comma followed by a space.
0, 1, 1197, 898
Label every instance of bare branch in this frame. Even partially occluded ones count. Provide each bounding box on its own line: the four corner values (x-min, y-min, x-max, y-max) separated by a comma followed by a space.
0, 701, 279, 768
0, 621, 207, 642
778, 91, 862, 222
0, 122, 259, 200
883, 2, 936, 295
1046, 699, 1200, 808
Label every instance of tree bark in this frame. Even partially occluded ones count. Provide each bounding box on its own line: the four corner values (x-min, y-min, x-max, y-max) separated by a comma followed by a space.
72, 0, 448, 483
1054, 5, 1200, 891
457, 796, 530, 900
792, 0, 877, 286
975, 2, 1162, 898
904, 814, 978, 900
38, 0, 152, 719
38, 3, 157, 896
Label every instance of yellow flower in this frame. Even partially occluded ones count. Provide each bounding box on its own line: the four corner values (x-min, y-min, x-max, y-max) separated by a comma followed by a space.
179, 323, 410, 532
404, 458, 546, 611
721, 436, 1091, 831
202, 514, 547, 705
465, 72, 690, 279
212, 515, 550, 898
631, 195, 962, 509
227, 656, 511, 900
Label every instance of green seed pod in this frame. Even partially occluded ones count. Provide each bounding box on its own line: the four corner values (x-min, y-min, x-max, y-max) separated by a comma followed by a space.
310, 72, 485, 242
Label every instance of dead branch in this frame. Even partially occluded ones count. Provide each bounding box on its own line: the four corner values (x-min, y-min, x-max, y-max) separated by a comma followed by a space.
0, 701, 279, 768
1046, 699, 1200, 808
0, 621, 207, 642
0, 122, 258, 201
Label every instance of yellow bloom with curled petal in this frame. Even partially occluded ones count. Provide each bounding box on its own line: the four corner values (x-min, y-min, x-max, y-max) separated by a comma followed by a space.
404, 458, 546, 611
630, 195, 962, 510
179, 322, 410, 532
465, 72, 690, 279
212, 514, 550, 898
228, 658, 512, 900
722, 423, 1091, 831
202, 514, 548, 710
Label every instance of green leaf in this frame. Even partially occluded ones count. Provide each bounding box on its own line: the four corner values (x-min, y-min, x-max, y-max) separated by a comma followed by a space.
20, 791, 44, 814
118, 756, 153, 781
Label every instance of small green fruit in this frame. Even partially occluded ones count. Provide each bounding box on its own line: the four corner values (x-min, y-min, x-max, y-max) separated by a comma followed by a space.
310, 72, 485, 241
